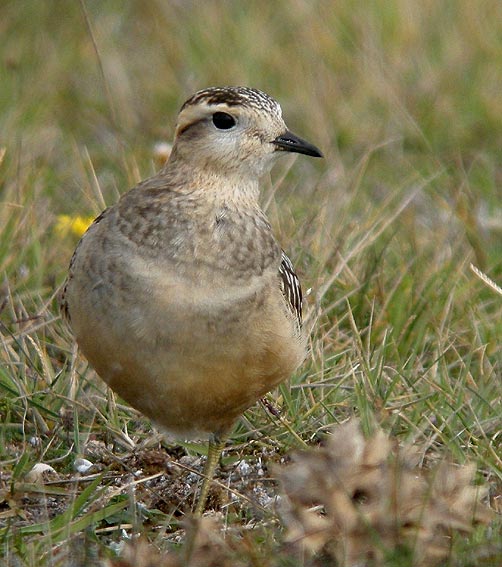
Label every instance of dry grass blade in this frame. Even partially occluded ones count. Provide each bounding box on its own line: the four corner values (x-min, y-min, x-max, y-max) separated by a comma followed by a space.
470, 264, 502, 297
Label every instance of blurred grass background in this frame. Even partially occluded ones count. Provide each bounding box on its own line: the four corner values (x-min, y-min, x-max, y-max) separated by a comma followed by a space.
1, 1, 501, 565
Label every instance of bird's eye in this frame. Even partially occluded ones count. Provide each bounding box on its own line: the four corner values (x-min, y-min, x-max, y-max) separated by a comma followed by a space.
212, 112, 236, 130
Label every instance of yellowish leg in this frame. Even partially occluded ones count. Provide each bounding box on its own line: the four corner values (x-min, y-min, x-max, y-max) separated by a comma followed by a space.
185, 427, 232, 563
193, 430, 230, 517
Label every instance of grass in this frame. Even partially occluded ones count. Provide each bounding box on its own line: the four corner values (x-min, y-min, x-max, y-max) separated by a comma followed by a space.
1, 0, 501, 565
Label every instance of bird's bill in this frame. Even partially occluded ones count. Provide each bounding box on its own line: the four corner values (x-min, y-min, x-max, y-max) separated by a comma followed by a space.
272, 130, 323, 158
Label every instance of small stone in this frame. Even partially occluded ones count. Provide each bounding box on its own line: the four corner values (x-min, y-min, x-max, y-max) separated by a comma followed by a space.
74, 458, 93, 474
25, 463, 58, 484
236, 459, 252, 476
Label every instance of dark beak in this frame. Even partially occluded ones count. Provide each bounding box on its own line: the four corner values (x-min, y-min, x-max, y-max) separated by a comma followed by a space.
272, 130, 323, 158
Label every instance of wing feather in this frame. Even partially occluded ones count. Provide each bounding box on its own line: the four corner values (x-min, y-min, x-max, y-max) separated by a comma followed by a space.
278, 251, 302, 325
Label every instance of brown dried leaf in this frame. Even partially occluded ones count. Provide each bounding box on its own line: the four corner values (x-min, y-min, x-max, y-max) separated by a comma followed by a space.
277, 419, 494, 567
283, 505, 332, 554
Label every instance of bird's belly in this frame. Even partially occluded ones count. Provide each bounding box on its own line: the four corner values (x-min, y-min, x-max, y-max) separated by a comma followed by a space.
70, 270, 304, 438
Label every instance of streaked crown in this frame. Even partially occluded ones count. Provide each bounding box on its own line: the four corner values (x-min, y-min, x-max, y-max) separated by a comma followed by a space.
168, 86, 321, 178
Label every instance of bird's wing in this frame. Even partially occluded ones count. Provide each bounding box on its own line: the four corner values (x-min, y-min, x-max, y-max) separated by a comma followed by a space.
59, 208, 110, 324
278, 250, 302, 325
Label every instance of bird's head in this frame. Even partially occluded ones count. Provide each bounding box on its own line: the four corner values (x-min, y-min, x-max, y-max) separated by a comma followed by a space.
169, 86, 322, 179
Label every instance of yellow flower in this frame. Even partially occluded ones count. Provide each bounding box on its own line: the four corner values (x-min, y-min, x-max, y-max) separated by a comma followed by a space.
55, 214, 95, 238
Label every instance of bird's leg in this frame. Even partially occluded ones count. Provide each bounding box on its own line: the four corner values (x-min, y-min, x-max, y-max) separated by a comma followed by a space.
184, 432, 227, 566
194, 426, 232, 517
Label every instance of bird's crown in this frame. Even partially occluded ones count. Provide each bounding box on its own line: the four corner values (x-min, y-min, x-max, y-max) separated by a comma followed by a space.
181, 86, 283, 120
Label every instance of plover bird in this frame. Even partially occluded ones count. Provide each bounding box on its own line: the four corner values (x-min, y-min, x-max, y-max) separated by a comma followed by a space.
61, 86, 322, 515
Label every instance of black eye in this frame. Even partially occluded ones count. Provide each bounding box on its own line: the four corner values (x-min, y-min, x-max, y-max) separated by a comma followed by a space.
212, 112, 236, 130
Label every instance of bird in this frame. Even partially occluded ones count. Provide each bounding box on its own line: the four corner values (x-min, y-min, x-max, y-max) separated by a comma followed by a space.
60, 86, 322, 516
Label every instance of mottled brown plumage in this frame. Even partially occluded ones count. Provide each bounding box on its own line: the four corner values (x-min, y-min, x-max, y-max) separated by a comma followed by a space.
61, 86, 322, 513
